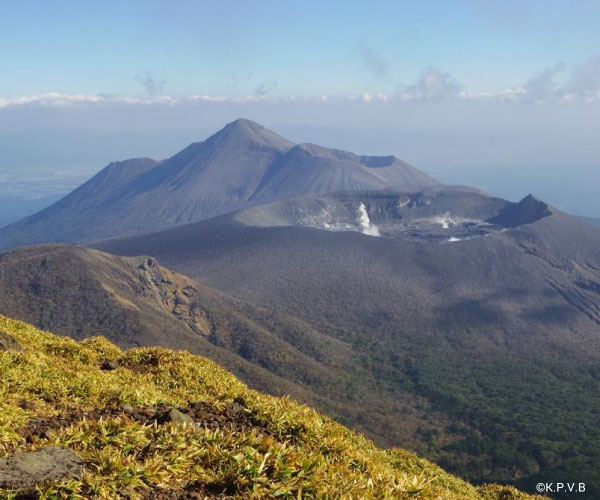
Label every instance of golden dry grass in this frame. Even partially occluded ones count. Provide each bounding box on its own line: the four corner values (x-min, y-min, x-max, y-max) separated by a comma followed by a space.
0, 315, 545, 500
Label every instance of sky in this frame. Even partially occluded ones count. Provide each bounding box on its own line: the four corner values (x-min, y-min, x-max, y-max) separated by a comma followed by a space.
2, 0, 600, 98
1, 0, 599, 219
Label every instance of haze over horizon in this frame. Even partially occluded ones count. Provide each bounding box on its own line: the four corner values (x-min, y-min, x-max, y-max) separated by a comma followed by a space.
1, 0, 599, 223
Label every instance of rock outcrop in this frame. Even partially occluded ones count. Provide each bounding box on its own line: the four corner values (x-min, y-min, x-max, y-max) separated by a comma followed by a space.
0, 447, 84, 493
0, 330, 23, 352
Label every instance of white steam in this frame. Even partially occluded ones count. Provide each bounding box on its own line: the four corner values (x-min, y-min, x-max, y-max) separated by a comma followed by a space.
357, 203, 381, 237
433, 212, 456, 229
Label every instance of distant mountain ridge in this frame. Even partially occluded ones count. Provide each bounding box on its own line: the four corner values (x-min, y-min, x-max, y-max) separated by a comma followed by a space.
0, 119, 439, 251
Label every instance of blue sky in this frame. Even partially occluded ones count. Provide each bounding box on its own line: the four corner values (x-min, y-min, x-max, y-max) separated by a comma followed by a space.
2, 0, 600, 98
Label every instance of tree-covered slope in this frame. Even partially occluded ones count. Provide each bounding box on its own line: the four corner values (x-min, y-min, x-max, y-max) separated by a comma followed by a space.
0, 244, 442, 454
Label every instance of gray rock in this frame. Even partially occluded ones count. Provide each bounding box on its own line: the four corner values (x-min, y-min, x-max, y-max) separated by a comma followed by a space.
158, 408, 195, 426
0, 446, 83, 492
0, 330, 23, 352
100, 360, 119, 371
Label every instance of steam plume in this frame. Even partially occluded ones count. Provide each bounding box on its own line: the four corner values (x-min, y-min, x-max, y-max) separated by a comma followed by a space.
357, 203, 380, 237
433, 212, 455, 229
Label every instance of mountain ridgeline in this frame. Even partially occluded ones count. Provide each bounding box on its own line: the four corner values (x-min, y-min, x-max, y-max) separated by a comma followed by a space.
0, 244, 405, 424
0, 119, 439, 251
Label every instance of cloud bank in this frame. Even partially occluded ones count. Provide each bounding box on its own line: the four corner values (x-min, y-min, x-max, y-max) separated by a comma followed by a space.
3, 53, 598, 110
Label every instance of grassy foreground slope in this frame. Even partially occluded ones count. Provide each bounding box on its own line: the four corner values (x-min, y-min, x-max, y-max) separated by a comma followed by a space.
0, 315, 543, 500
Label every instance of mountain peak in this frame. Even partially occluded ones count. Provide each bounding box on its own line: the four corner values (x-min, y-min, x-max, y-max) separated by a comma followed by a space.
487, 193, 552, 228
225, 117, 264, 129
0, 120, 439, 250
208, 118, 294, 151
522, 193, 541, 203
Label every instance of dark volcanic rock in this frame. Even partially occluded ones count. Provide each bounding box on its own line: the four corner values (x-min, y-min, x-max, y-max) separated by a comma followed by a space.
158, 408, 195, 426
0, 330, 23, 352
100, 359, 120, 371
21, 402, 271, 444
141, 481, 235, 500
487, 194, 552, 228
0, 447, 83, 492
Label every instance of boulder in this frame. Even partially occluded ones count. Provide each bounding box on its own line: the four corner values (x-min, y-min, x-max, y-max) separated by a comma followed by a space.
0, 330, 23, 352
122, 404, 134, 415
157, 408, 195, 426
0, 446, 84, 493
100, 360, 119, 371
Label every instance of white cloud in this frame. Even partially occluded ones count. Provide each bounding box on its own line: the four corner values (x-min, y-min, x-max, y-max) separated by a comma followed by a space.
511, 54, 600, 103
0, 93, 105, 109
563, 54, 600, 101
188, 94, 229, 103
0, 93, 365, 110
464, 88, 525, 101
401, 68, 462, 101
2, 56, 600, 112
0, 93, 186, 109
360, 92, 389, 103
522, 62, 566, 102
395, 55, 600, 103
